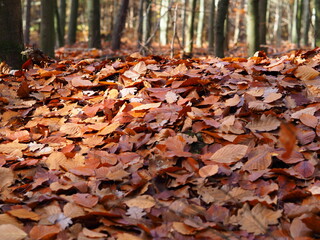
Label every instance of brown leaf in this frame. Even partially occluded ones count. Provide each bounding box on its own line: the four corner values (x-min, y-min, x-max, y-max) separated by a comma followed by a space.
0, 224, 27, 240
17, 81, 31, 98
8, 208, 40, 221
299, 113, 318, 128
210, 144, 248, 164
198, 164, 219, 178
0, 167, 14, 191
295, 65, 319, 81
125, 195, 155, 209
29, 225, 60, 240
246, 114, 280, 132
279, 123, 297, 159
72, 193, 99, 208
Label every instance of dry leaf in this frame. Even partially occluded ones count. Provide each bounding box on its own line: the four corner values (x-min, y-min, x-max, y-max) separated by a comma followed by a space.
246, 114, 280, 132
8, 208, 40, 221
210, 144, 248, 164
125, 195, 155, 209
198, 165, 219, 178
295, 65, 319, 81
0, 224, 27, 240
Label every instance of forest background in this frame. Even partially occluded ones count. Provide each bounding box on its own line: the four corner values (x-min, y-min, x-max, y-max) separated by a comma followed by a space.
1, 0, 320, 68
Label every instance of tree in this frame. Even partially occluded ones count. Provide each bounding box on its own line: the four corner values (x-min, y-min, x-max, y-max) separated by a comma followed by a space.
56, 0, 66, 47
292, 0, 301, 47
67, 0, 78, 45
160, 0, 170, 46
88, 0, 101, 49
208, 0, 215, 54
40, 0, 55, 58
259, 0, 268, 51
0, 0, 24, 68
315, 0, 320, 46
111, 0, 129, 51
246, 0, 259, 56
302, 0, 310, 46
184, 0, 197, 57
273, 0, 282, 48
196, 0, 205, 47
24, 0, 32, 46
215, 0, 229, 58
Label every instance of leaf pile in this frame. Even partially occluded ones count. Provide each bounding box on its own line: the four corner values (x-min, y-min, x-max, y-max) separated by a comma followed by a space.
1, 49, 320, 239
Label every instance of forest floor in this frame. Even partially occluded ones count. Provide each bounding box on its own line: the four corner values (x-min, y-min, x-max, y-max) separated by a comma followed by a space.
0, 45, 319, 239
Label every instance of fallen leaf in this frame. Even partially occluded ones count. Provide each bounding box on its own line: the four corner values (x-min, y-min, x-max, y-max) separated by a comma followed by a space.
210, 144, 248, 164
0, 224, 27, 240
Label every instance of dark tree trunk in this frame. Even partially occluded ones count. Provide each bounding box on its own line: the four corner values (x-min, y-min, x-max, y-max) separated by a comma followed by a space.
24, 0, 32, 46
40, 0, 55, 57
88, 0, 101, 49
315, 0, 320, 46
215, 0, 229, 58
259, 0, 268, 52
67, 0, 78, 45
111, 0, 130, 51
0, 0, 24, 68
57, 0, 66, 46
183, 0, 197, 57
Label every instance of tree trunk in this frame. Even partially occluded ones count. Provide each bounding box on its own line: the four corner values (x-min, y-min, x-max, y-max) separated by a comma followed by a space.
302, 0, 310, 46
139, 0, 152, 55
67, 0, 78, 45
315, 0, 320, 46
184, 0, 197, 57
137, 0, 144, 49
233, 0, 244, 45
40, 0, 55, 57
0, 0, 24, 68
196, 0, 205, 47
215, 0, 229, 58
273, 0, 282, 48
58, 0, 66, 46
181, 0, 187, 48
24, 0, 32, 46
160, 0, 170, 45
292, 0, 301, 47
246, 0, 259, 56
111, 0, 129, 51
259, 0, 268, 51
208, 0, 215, 54
88, 0, 101, 49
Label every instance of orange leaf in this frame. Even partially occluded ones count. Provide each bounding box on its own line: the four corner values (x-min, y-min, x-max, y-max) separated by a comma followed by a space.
279, 123, 297, 159
295, 65, 319, 81
8, 208, 40, 221
299, 113, 318, 128
198, 165, 219, 178
72, 193, 99, 208
29, 225, 60, 240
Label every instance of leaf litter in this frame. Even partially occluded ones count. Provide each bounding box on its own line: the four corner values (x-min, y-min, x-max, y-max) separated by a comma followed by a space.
0, 48, 320, 239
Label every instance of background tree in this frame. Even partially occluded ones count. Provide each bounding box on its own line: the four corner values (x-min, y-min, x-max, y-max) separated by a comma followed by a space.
246, 0, 259, 56
196, 0, 205, 47
291, 0, 301, 47
259, 0, 268, 51
302, 0, 310, 46
160, 0, 170, 46
88, 0, 101, 49
56, 0, 66, 47
40, 0, 55, 57
184, 0, 197, 57
67, 0, 78, 45
24, 0, 32, 46
315, 0, 320, 46
111, 0, 129, 51
0, 0, 24, 68
273, 0, 282, 48
215, 0, 229, 57
208, 0, 215, 54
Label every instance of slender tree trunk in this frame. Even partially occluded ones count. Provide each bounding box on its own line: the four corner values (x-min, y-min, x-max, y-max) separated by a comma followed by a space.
111, 0, 129, 51
315, 0, 320, 46
196, 0, 205, 47
246, 0, 259, 56
292, 0, 301, 47
67, 0, 78, 45
137, 0, 144, 49
181, 0, 187, 48
208, 0, 215, 54
184, 0, 197, 57
41, 0, 55, 57
0, 0, 24, 68
302, 0, 310, 46
160, 0, 170, 45
259, 0, 268, 51
233, 0, 244, 45
215, 0, 229, 58
141, 0, 152, 55
24, 0, 32, 46
58, 0, 66, 46
88, 0, 101, 48
273, 0, 282, 48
